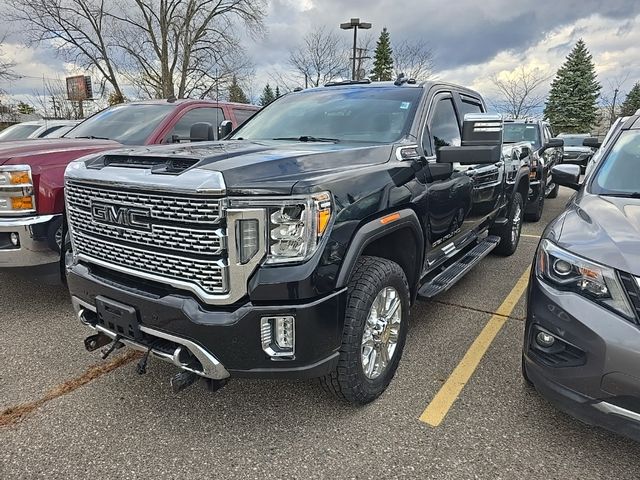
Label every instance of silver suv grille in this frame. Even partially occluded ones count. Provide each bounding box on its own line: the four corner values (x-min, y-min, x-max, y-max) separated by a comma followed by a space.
66, 180, 228, 295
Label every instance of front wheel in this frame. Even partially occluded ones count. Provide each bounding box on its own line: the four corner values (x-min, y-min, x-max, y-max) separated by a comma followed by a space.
491, 191, 523, 257
524, 181, 545, 223
320, 256, 410, 404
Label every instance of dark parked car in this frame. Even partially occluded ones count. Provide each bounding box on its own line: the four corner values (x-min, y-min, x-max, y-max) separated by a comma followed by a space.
503, 119, 564, 222
64, 80, 530, 403
558, 133, 596, 173
523, 112, 640, 440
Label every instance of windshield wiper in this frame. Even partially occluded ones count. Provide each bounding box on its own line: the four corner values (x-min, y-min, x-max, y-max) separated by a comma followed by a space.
272, 136, 340, 143
72, 135, 111, 140
603, 192, 640, 198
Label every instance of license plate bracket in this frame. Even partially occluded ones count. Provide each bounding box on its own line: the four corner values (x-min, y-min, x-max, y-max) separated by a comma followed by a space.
95, 296, 143, 341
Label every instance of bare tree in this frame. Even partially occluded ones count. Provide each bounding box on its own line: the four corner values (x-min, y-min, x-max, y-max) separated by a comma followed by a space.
113, 0, 264, 99
490, 67, 550, 118
599, 73, 629, 128
7, 0, 124, 99
393, 39, 434, 81
288, 27, 348, 88
32, 79, 83, 119
0, 36, 18, 85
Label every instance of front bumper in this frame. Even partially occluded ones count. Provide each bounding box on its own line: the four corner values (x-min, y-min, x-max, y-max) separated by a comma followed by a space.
67, 262, 347, 379
0, 214, 61, 267
524, 273, 640, 441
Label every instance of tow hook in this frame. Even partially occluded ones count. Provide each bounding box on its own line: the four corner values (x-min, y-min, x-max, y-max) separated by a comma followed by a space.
170, 371, 201, 393
84, 333, 112, 352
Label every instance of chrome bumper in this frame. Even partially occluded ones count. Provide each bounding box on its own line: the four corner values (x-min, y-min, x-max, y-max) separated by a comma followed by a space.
0, 214, 60, 267
72, 297, 230, 380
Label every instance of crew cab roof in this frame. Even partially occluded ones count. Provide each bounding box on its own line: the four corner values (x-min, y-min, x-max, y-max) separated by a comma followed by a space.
297, 80, 482, 100
122, 98, 259, 109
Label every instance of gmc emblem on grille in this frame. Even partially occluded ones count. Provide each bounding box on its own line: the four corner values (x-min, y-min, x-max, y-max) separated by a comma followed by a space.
91, 201, 152, 231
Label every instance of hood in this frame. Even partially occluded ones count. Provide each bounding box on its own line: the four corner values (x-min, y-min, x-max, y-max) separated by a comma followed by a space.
558, 192, 640, 276
0, 138, 122, 166
99, 140, 394, 194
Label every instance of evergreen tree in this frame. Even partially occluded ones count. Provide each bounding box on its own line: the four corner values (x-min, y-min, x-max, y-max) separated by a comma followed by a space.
371, 27, 393, 82
259, 83, 275, 106
228, 76, 249, 104
621, 82, 640, 116
544, 39, 601, 133
275, 86, 281, 98
16, 101, 35, 115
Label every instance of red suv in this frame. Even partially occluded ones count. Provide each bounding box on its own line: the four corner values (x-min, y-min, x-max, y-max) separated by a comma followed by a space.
0, 99, 258, 276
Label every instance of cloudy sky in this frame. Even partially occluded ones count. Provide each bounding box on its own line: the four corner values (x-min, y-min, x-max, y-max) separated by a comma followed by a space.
1, 0, 640, 109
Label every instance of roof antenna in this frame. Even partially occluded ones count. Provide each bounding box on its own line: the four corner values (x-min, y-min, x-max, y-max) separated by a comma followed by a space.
167, 95, 177, 103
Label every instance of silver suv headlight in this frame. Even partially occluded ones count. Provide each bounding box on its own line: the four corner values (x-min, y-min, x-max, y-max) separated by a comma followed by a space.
0, 165, 36, 215
231, 192, 332, 264
536, 239, 634, 320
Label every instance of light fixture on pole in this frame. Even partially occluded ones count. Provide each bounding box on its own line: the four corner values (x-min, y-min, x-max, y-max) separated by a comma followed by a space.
340, 18, 372, 80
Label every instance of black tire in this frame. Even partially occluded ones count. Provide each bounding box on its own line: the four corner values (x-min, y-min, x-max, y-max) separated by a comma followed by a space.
320, 256, 410, 404
524, 181, 545, 223
490, 191, 523, 257
46, 216, 64, 253
546, 182, 559, 199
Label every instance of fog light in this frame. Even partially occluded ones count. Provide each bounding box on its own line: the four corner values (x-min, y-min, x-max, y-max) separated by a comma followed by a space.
10, 232, 19, 247
536, 331, 556, 348
261, 316, 295, 357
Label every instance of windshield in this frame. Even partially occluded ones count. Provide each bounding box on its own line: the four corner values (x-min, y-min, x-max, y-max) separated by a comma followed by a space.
503, 123, 541, 149
592, 131, 640, 196
560, 135, 588, 147
0, 124, 40, 141
231, 87, 422, 144
65, 104, 174, 145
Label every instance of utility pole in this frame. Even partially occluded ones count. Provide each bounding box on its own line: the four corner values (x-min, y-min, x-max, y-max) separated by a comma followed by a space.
610, 88, 619, 127
340, 18, 372, 80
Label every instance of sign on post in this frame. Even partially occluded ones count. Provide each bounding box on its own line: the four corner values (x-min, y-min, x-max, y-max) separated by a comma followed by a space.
66, 76, 93, 101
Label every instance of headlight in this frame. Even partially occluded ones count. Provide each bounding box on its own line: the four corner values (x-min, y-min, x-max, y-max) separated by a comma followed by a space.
0, 165, 36, 215
536, 239, 634, 320
231, 192, 332, 265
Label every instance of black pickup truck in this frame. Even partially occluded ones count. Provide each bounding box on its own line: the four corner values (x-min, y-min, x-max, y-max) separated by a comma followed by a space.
64, 80, 530, 404
503, 119, 564, 222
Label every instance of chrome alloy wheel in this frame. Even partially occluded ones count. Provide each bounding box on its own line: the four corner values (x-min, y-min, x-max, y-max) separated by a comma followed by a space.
361, 286, 402, 379
511, 202, 522, 244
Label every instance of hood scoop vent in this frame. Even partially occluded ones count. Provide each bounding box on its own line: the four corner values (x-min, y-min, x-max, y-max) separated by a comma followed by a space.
99, 155, 199, 174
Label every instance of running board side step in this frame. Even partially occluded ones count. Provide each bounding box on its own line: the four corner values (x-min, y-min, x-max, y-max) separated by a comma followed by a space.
417, 236, 501, 299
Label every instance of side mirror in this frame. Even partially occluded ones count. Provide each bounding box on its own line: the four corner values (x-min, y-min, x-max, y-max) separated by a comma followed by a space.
437, 113, 503, 165
551, 164, 581, 190
583, 137, 601, 149
218, 120, 233, 139
190, 122, 215, 142
544, 138, 564, 150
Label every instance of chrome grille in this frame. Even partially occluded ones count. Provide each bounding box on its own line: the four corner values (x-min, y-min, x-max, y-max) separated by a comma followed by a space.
73, 231, 228, 294
67, 208, 225, 256
66, 181, 222, 223
66, 181, 228, 295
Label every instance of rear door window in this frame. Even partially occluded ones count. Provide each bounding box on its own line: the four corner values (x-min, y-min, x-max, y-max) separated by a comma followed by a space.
458, 98, 483, 119
233, 109, 256, 126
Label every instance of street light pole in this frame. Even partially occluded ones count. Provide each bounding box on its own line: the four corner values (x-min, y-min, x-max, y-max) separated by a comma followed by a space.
340, 18, 372, 80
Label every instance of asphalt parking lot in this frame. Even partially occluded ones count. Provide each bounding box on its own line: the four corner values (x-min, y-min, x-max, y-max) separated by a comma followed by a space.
2, 187, 640, 479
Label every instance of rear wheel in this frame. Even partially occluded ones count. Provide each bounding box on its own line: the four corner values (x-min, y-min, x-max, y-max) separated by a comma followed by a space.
320, 256, 410, 404
491, 191, 523, 257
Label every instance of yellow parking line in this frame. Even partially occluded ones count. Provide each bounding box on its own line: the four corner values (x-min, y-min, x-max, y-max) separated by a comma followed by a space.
418, 267, 531, 427
521, 234, 541, 239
